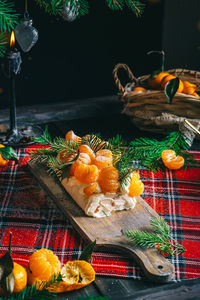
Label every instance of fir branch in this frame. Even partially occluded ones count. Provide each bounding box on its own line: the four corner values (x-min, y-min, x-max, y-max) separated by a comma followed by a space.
0, 0, 18, 32
82, 134, 107, 153
106, 0, 124, 10
128, 131, 193, 170
75, 0, 89, 17
47, 151, 79, 180
125, 0, 145, 17
126, 217, 185, 256
126, 230, 164, 248
35, 0, 63, 15
0, 32, 8, 57
30, 147, 57, 164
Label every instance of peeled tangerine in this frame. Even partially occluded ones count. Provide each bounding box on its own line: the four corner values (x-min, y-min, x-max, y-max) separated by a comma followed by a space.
74, 164, 99, 184
49, 260, 95, 293
161, 149, 184, 170
65, 130, 82, 144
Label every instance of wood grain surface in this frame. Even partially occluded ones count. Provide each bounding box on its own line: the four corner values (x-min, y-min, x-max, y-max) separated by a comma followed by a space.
28, 160, 175, 283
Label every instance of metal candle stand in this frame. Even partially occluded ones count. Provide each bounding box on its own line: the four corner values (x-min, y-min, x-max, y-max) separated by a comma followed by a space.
1, 48, 42, 147
1, 48, 25, 145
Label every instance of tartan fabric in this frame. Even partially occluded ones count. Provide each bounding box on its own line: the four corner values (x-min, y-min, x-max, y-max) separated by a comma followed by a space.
0, 145, 200, 282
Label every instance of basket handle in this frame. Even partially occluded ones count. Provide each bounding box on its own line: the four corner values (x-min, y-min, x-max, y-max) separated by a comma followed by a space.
113, 63, 137, 94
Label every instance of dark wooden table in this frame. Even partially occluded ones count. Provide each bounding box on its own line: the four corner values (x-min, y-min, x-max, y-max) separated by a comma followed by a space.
0, 96, 200, 299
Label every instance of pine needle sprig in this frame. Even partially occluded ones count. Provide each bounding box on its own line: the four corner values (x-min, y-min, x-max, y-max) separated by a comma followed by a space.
47, 151, 79, 180
0, 32, 8, 57
125, 0, 145, 17
82, 134, 107, 153
35, 0, 63, 15
128, 131, 194, 170
0, 0, 19, 32
126, 217, 185, 256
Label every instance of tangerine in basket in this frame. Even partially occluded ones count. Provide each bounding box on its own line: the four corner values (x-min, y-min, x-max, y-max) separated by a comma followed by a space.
132, 87, 147, 93
98, 166, 120, 194
148, 72, 170, 89
0, 144, 8, 167
161, 149, 184, 170
128, 171, 144, 197
83, 182, 98, 196
27, 248, 61, 288
191, 92, 200, 98
182, 81, 197, 94
70, 153, 91, 175
74, 164, 99, 184
49, 260, 95, 293
161, 75, 184, 93
78, 144, 95, 162
65, 130, 81, 144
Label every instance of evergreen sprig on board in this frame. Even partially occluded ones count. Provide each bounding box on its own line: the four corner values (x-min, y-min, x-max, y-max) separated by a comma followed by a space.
126, 217, 185, 256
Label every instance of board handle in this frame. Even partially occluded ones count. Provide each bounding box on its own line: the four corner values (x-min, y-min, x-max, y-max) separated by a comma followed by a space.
103, 242, 175, 283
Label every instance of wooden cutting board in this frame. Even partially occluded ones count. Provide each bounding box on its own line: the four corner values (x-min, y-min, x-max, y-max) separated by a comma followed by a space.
28, 161, 175, 283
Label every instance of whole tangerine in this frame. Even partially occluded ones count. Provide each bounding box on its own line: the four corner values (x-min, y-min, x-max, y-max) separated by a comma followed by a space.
148, 72, 170, 89
161, 75, 184, 93
13, 262, 27, 293
132, 87, 147, 93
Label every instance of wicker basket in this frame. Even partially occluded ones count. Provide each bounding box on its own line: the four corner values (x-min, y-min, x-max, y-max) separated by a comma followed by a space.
113, 63, 200, 134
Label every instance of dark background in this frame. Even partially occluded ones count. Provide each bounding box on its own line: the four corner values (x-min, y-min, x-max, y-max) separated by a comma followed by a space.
0, 0, 199, 108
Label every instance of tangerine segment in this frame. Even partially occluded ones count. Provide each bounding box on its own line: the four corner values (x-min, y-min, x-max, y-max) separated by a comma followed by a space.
148, 72, 170, 89
161, 75, 184, 93
74, 164, 99, 184
65, 130, 82, 144
49, 260, 95, 293
70, 153, 91, 176
161, 149, 184, 170
78, 144, 95, 162
94, 149, 113, 170
161, 149, 176, 162
84, 182, 98, 196
28, 248, 61, 286
163, 155, 185, 170
128, 180, 144, 197
98, 166, 120, 194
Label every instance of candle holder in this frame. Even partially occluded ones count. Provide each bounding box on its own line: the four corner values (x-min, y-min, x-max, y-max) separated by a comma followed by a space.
0, 33, 42, 147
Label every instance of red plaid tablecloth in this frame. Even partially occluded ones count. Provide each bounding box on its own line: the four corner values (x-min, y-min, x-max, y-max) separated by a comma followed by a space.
0, 145, 200, 282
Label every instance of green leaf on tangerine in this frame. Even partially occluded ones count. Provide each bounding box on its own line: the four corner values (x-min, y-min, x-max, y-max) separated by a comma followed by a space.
165, 77, 179, 104
79, 240, 96, 262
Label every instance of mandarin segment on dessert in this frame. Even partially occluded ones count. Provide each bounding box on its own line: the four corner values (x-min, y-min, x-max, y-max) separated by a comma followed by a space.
98, 166, 120, 194
74, 164, 99, 184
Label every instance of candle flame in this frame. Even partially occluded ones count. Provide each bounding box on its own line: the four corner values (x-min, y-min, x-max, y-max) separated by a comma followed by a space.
10, 31, 15, 48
